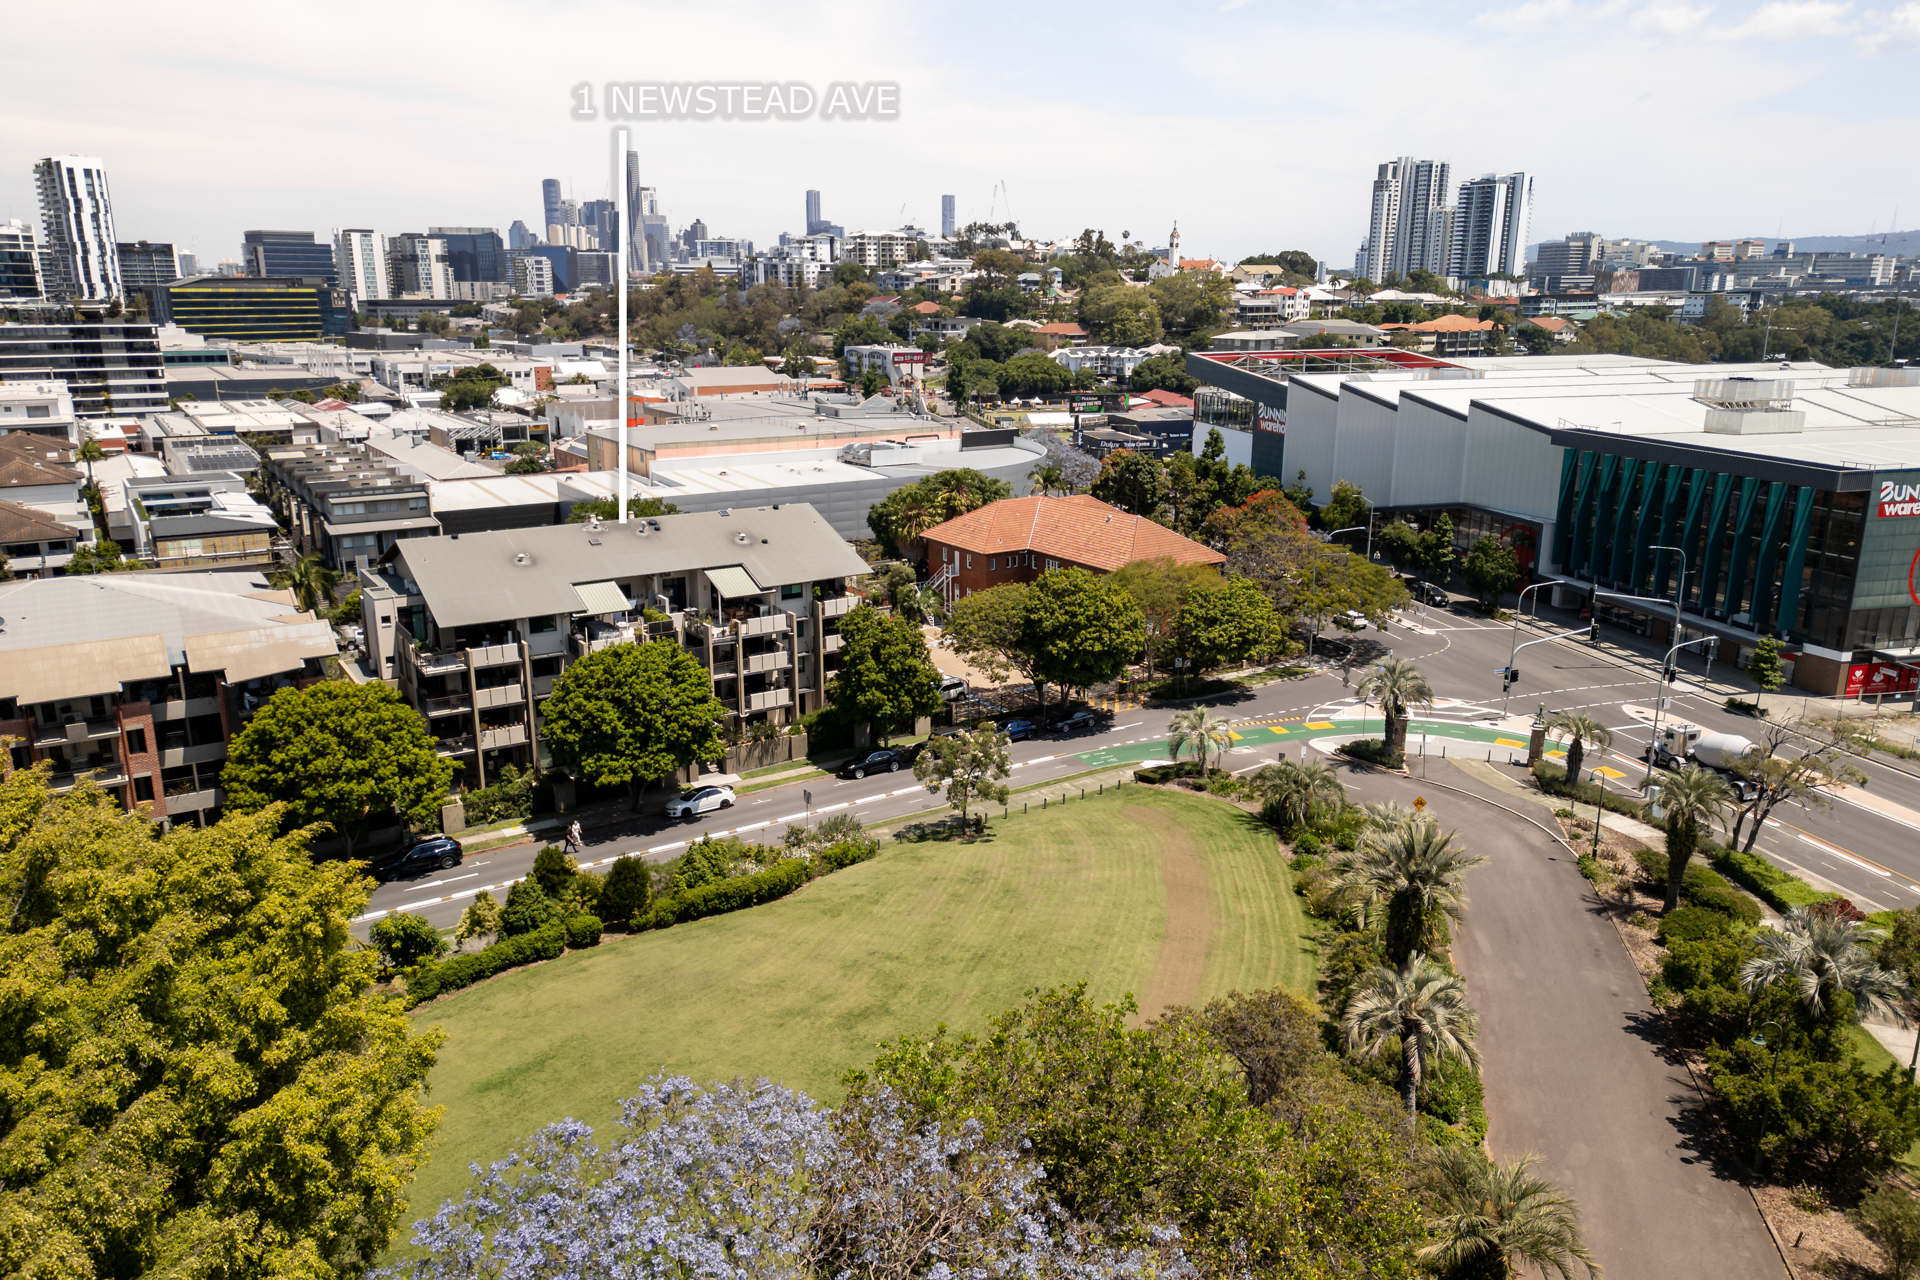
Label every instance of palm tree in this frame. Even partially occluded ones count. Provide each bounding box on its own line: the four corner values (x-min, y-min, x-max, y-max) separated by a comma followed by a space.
1167, 708, 1234, 773
1249, 757, 1346, 832
1740, 905, 1911, 1025
1342, 953, 1480, 1131
75, 438, 105, 492
1356, 657, 1434, 760
1546, 711, 1613, 784
1652, 765, 1730, 914
282, 551, 340, 617
1332, 820, 1487, 964
1027, 462, 1065, 496
1420, 1146, 1601, 1280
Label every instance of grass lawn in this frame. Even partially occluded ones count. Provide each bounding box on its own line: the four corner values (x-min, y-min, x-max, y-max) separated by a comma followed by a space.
400, 786, 1314, 1233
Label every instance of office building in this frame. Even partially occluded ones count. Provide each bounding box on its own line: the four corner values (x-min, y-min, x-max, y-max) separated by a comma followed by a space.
941, 194, 956, 238
241, 231, 335, 284
115, 240, 179, 290
176, 251, 199, 277
332, 229, 390, 303
0, 570, 337, 828
508, 221, 535, 251
624, 150, 642, 274
388, 234, 453, 298
1533, 232, 1602, 292
141, 276, 351, 344
357, 504, 873, 785
572, 252, 618, 288
1364, 157, 1451, 283
682, 218, 710, 251
34, 156, 122, 302
1, 220, 45, 301
804, 189, 844, 240
0, 321, 166, 417
580, 201, 618, 256
541, 179, 566, 234
1448, 173, 1532, 280
510, 253, 555, 298
427, 227, 506, 283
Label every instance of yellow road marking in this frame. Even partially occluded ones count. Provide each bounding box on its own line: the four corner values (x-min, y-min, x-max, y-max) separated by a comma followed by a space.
1305, 721, 1336, 730
1496, 737, 1525, 748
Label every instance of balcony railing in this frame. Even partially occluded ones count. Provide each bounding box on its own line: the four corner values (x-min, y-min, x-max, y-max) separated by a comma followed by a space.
479, 723, 528, 750
744, 650, 790, 674
741, 612, 790, 638
818, 593, 860, 619
475, 684, 524, 709
33, 717, 118, 748
710, 660, 738, 678
435, 734, 477, 757
745, 688, 793, 713
822, 633, 844, 654
424, 693, 473, 717
49, 765, 129, 792
470, 643, 522, 667
415, 649, 466, 675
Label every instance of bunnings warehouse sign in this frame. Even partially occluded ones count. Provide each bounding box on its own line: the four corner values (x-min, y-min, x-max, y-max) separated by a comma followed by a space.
1880, 480, 1920, 518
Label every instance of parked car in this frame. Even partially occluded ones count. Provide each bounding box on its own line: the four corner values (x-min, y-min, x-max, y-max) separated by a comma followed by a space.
665, 784, 735, 819
1338, 610, 1370, 630
1002, 718, 1040, 741
367, 836, 464, 882
936, 675, 969, 702
1050, 710, 1103, 735
840, 748, 912, 779
1413, 583, 1450, 607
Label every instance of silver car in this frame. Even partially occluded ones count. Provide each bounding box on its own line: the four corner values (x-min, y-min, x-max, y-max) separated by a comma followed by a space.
665, 784, 735, 819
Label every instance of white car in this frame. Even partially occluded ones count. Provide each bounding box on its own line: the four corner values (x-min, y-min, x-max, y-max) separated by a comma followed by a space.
664, 784, 735, 819
1339, 610, 1369, 631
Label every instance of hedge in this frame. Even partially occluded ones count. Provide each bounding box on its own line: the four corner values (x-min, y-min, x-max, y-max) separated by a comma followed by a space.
1133, 761, 1231, 785
815, 836, 881, 873
641, 858, 810, 930
565, 913, 603, 948
1707, 844, 1837, 913
1532, 761, 1648, 820
407, 922, 566, 1006
1656, 905, 1733, 945
1631, 849, 1762, 926
1339, 739, 1403, 768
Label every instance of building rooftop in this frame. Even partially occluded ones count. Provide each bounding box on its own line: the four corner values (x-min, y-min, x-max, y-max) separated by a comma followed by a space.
0, 497, 78, 544
920, 494, 1227, 573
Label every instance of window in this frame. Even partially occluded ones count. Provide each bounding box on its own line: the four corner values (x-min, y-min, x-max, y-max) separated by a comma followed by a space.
124, 727, 147, 755
528, 615, 558, 634
966, 554, 973, 569
988, 559, 996, 571
133, 775, 154, 803
1045, 558, 1060, 571
25, 405, 49, 419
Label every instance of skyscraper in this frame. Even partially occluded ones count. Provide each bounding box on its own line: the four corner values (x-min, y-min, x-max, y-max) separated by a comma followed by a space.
34, 155, 122, 301
116, 241, 179, 289
805, 190, 822, 232
242, 230, 336, 283
1, 220, 46, 301
431, 227, 508, 283
941, 195, 955, 238
580, 201, 618, 255
1363, 156, 1451, 283
176, 251, 199, 277
331, 228, 391, 303
1447, 173, 1532, 280
625, 150, 642, 274
542, 179, 565, 236
508, 221, 535, 251
387, 234, 453, 298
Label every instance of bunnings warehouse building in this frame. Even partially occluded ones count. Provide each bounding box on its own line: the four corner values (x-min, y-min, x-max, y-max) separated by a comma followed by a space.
1187, 351, 1920, 697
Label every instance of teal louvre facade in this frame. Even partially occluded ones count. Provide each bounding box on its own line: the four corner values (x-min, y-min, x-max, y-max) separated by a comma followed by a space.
1552, 447, 1888, 651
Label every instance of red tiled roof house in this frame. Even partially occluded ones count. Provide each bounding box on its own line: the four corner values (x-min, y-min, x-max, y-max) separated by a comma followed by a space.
920, 495, 1225, 602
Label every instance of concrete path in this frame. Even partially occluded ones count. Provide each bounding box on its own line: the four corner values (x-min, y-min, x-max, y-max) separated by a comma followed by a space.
1335, 758, 1787, 1279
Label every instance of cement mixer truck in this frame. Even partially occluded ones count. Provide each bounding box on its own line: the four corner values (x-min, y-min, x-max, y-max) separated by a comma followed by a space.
1644, 722, 1761, 800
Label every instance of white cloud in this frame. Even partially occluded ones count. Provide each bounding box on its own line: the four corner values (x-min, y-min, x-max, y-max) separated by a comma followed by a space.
1630, 3, 1711, 35
1474, 0, 1594, 31
1858, 0, 1920, 49
1723, 0, 1857, 39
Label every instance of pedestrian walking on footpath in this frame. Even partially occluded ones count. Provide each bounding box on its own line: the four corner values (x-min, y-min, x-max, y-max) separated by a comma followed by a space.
564, 819, 583, 856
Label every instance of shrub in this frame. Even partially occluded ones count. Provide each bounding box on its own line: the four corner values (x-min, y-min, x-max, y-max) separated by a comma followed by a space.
1657, 905, 1733, 946
1418, 1054, 1489, 1146
598, 855, 653, 929
1532, 761, 1646, 819
1291, 831, 1325, 860
407, 922, 566, 1006
565, 913, 603, 948
1707, 845, 1834, 912
369, 911, 447, 972
1576, 853, 1604, 882
532, 844, 575, 897
1723, 697, 1768, 717
1631, 849, 1762, 925
1554, 807, 1576, 819
1339, 739, 1402, 768
462, 764, 548, 825
644, 858, 809, 930
1708, 1041, 1920, 1186
1133, 761, 1228, 785
500, 877, 565, 937
1852, 1182, 1920, 1280
816, 835, 881, 872
669, 835, 752, 894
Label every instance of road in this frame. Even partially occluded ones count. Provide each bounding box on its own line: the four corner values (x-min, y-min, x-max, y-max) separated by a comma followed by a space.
356, 591, 1920, 933
1337, 759, 1785, 1277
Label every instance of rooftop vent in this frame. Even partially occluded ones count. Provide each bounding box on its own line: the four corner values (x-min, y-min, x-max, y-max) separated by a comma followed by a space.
735, 532, 750, 544
1850, 366, 1920, 388
514, 552, 531, 565
1695, 377, 1804, 435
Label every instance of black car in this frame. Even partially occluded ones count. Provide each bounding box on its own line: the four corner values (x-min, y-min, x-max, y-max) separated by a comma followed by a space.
368, 836, 464, 881
839, 748, 913, 779
1413, 583, 1451, 607
1050, 710, 1104, 735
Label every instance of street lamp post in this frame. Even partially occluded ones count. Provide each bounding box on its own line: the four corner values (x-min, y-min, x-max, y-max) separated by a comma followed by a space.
1641, 545, 1688, 789
1589, 769, 1606, 858
1751, 1019, 1783, 1085
1500, 581, 1558, 715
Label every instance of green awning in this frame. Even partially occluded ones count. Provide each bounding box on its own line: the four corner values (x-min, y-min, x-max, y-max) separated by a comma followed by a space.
571, 580, 632, 615
704, 565, 763, 599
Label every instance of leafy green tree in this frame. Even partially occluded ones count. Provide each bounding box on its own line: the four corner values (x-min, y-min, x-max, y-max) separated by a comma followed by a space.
433, 362, 508, 411
1725, 718, 1869, 853
0, 771, 443, 1275
833, 315, 892, 358
566, 495, 681, 523
942, 582, 1044, 692
500, 876, 564, 937
1021, 568, 1144, 706
1293, 547, 1409, 647
1127, 354, 1198, 395
1146, 272, 1232, 334
1747, 636, 1786, 692
1709, 1035, 1920, 1185
1167, 707, 1234, 772
454, 890, 502, 947
866, 469, 1012, 559
1321, 479, 1369, 537
781, 338, 817, 378
369, 911, 448, 971
1078, 283, 1163, 346
999, 351, 1070, 397
1355, 657, 1433, 760
1173, 575, 1285, 672
913, 725, 1012, 823
828, 604, 942, 740
1089, 449, 1166, 517
1546, 711, 1613, 784
223, 681, 456, 858
1421, 1147, 1599, 1280
598, 854, 654, 927
1332, 819, 1487, 965
1110, 557, 1216, 680
1375, 520, 1421, 573
532, 844, 576, 898
1342, 954, 1481, 1130
541, 641, 729, 810
1460, 533, 1518, 607
61, 540, 142, 574
1418, 512, 1458, 586
858, 365, 887, 397
1652, 765, 1731, 914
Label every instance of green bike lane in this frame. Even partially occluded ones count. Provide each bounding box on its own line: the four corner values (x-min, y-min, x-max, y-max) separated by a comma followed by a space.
1070, 717, 1534, 770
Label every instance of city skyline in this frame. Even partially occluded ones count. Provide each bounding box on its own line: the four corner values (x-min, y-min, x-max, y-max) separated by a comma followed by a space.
3, 0, 1918, 267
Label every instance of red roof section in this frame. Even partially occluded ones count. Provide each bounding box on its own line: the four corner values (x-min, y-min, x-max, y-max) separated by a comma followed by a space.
1035, 322, 1088, 337
921, 495, 1225, 574
909, 300, 943, 314
1139, 389, 1195, 409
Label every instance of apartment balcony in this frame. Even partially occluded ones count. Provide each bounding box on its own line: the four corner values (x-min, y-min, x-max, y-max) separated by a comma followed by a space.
160, 742, 228, 769
164, 786, 222, 813
49, 765, 129, 793
571, 622, 638, 657
423, 693, 473, 717
709, 660, 738, 678
415, 648, 466, 675
745, 688, 793, 713
741, 612, 790, 638
151, 697, 218, 722
33, 718, 118, 749
528, 630, 568, 658
475, 684, 524, 710
744, 649, 791, 674
479, 723, 528, 750
817, 592, 860, 619
531, 674, 556, 698
822, 632, 844, 654
470, 643, 522, 668
435, 734, 477, 757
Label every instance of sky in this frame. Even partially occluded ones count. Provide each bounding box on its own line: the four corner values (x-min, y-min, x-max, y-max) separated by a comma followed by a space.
3, 0, 1917, 269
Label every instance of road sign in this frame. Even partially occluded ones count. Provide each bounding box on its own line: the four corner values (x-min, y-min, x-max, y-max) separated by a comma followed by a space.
1413, 796, 1427, 810
803, 789, 812, 808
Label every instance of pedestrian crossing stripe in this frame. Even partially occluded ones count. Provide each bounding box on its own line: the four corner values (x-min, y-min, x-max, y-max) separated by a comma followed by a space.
1227, 730, 1244, 739
1595, 766, 1626, 779
1305, 721, 1336, 729
1495, 737, 1525, 748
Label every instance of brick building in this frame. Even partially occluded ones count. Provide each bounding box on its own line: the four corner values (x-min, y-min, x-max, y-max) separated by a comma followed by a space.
921, 495, 1225, 603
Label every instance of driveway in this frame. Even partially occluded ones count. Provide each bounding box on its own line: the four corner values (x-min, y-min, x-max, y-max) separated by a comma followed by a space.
1337, 760, 1785, 1278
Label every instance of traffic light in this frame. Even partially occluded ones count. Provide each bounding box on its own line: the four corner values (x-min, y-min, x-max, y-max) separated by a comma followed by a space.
1663, 665, 1677, 683
1588, 621, 1600, 643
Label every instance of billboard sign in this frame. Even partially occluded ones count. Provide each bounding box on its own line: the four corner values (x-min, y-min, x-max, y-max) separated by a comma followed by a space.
1254, 402, 1285, 435
1878, 480, 1920, 518
1846, 662, 1920, 698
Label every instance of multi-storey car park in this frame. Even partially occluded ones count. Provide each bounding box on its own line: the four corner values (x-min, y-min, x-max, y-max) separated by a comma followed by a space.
1188, 350, 1920, 696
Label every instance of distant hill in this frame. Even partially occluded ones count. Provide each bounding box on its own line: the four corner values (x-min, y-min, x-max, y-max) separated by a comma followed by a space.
1529, 231, 1920, 258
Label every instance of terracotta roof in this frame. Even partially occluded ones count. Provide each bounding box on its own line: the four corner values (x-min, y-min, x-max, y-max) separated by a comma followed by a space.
1380, 314, 1495, 333
1034, 322, 1088, 336
921, 494, 1225, 574
0, 454, 81, 488
909, 300, 943, 314
1525, 316, 1573, 333
1139, 389, 1195, 409
0, 497, 79, 544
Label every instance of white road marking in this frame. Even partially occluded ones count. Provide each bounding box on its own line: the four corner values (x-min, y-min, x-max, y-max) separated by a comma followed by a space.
854, 794, 884, 804
776, 812, 805, 822
1799, 833, 1890, 876
1028, 755, 1057, 764
648, 840, 687, 853
405, 872, 478, 891
814, 802, 849, 814
735, 821, 770, 833
1111, 722, 1143, 731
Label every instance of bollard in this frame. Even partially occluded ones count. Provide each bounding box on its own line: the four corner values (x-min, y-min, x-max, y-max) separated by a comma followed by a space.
1081, 787, 1085, 799
1043, 797, 1048, 809
1024, 803, 1028, 814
